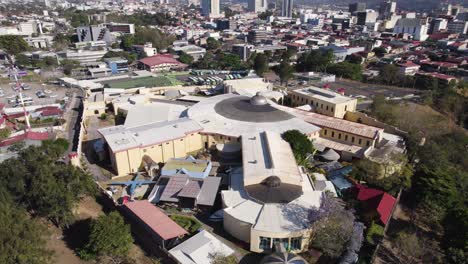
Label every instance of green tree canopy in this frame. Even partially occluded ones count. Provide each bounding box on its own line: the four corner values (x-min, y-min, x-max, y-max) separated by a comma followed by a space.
178, 52, 194, 65
133, 27, 175, 51
282, 130, 314, 165
0, 188, 53, 264
328, 61, 362, 81
296, 49, 334, 72
0, 35, 30, 55
0, 139, 96, 226
206, 37, 221, 50
79, 211, 133, 261
253, 53, 269, 77
277, 61, 295, 85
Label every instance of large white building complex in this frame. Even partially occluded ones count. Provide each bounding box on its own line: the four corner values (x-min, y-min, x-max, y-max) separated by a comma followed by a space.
95, 84, 405, 253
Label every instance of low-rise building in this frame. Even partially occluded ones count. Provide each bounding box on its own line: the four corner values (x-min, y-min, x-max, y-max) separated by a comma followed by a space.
287, 87, 357, 118
138, 54, 188, 72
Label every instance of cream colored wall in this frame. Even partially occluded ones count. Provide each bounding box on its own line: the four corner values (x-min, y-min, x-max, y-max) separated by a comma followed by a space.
320, 127, 376, 148
110, 133, 203, 176
202, 133, 240, 149
289, 92, 357, 119
250, 228, 311, 253
223, 212, 252, 243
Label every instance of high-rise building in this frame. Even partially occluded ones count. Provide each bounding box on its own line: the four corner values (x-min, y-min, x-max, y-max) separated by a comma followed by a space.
201, 0, 220, 17
248, 0, 268, 13
428, 18, 448, 34
349, 2, 366, 15
357, 10, 379, 26
281, 0, 293, 18
447, 20, 468, 35
380, 0, 396, 19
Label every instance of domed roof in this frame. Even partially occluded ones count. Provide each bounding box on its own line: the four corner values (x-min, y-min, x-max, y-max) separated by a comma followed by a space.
250, 92, 268, 106
213, 96, 294, 123
260, 252, 309, 264
263, 176, 282, 188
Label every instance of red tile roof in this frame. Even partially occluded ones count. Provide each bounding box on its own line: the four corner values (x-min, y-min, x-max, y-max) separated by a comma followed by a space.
41, 108, 62, 117
355, 184, 396, 225
0, 131, 49, 147
397, 61, 420, 68
138, 54, 187, 68
123, 200, 187, 240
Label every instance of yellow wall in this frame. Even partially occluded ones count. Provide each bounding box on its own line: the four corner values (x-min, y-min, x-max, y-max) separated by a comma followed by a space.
202, 133, 240, 149
110, 133, 203, 176
288, 91, 357, 119
319, 127, 375, 148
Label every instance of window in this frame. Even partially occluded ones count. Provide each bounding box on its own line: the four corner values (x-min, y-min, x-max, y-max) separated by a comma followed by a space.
351, 137, 355, 143
316, 102, 318, 107
338, 133, 341, 139
359, 139, 362, 144
166, 142, 170, 145
273, 238, 289, 249
366, 140, 370, 146
321, 104, 323, 109
180, 139, 183, 141
326, 105, 329, 110
331, 107, 334, 112
324, 129, 327, 135
290, 237, 302, 250
345, 135, 348, 141
143, 149, 147, 153
221, 136, 224, 139
259, 237, 271, 250
228, 137, 231, 140
345, 105, 347, 111
331, 131, 335, 137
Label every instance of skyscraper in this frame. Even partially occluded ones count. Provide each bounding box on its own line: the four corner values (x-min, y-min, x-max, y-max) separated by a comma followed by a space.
201, 0, 220, 17
349, 2, 366, 15
281, 0, 293, 18
380, 0, 396, 19
248, 0, 268, 13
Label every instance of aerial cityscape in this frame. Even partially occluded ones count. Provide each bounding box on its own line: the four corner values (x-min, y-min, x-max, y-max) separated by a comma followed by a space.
0, 0, 466, 263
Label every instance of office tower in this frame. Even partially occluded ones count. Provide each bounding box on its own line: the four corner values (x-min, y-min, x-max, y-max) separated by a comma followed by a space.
357, 10, 379, 26
380, 0, 396, 19
248, 0, 268, 13
349, 2, 366, 15
282, 0, 293, 18
201, 0, 220, 17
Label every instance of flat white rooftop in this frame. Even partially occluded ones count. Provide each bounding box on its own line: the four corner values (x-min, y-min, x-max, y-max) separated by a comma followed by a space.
292, 86, 356, 105
98, 118, 202, 153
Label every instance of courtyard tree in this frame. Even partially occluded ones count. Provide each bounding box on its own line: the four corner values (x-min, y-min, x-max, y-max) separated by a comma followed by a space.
178, 52, 194, 65
253, 53, 269, 77
309, 194, 356, 259
281, 130, 314, 165
206, 37, 221, 50
79, 211, 134, 261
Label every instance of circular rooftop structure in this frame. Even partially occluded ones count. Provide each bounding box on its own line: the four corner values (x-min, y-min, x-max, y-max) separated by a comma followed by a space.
244, 176, 303, 204
250, 92, 268, 106
213, 95, 294, 123
260, 252, 309, 264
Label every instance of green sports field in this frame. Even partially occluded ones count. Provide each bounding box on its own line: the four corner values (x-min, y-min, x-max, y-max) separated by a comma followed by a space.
99, 76, 181, 89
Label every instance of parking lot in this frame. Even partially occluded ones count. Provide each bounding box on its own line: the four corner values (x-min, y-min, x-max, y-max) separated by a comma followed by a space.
0, 81, 72, 107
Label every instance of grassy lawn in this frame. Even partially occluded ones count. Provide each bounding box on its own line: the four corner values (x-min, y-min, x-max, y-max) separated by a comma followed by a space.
170, 215, 202, 233
100, 76, 179, 89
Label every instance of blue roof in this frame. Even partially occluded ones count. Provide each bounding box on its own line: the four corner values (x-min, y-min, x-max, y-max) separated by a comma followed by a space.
329, 175, 353, 191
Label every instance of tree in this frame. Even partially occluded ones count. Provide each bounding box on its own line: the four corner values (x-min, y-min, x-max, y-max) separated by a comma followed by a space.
0, 140, 96, 227
379, 64, 402, 85
206, 37, 221, 50
0, 127, 11, 140
103, 50, 137, 64
61, 59, 81, 76
208, 252, 237, 264
328, 62, 362, 81
119, 34, 135, 51
277, 61, 295, 85
258, 10, 273, 20
0, 190, 53, 264
15, 54, 30, 67
79, 211, 133, 261
178, 52, 194, 65
53, 33, 71, 50
253, 53, 269, 77
133, 27, 175, 51
372, 47, 386, 58
0, 35, 30, 55
296, 49, 334, 72
309, 195, 356, 259
282, 130, 314, 165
